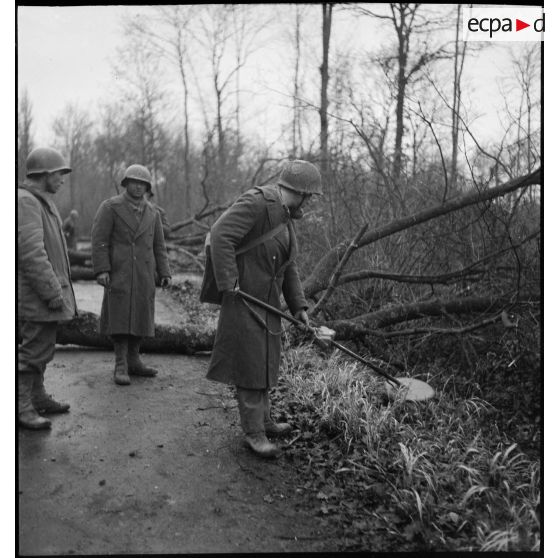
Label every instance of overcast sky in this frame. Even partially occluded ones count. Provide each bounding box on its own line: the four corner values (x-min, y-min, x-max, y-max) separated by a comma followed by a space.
16, 4, 540, 148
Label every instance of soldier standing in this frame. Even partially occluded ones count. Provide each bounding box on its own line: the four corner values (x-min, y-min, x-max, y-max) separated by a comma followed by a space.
62, 209, 79, 251
206, 160, 322, 458
91, 165, 172, 386
18, 147, 77, 430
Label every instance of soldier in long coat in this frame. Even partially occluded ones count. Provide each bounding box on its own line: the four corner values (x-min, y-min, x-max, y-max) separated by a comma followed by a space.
18, 147, 77, 430
206, 160, 322, 458
91, 165, 171, 386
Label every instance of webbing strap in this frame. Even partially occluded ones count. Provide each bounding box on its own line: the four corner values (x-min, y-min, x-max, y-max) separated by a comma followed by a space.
235, 222, 287, 256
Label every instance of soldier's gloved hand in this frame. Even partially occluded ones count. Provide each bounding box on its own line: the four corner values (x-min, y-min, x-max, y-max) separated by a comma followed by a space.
47, 295, 64, 311
96, 272, 110, 287
161, 276, 172, 289
294, 309, 310, 327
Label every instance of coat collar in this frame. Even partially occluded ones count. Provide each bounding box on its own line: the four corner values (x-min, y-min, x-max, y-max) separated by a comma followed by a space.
111, 193, 155, 238
20, 183, 63, 224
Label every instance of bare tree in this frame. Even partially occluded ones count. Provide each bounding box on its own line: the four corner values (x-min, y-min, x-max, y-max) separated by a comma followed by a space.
52, 104, 93, 215
450, 4, 467, 191
124, 6, 194, 215
357, 4, 451, 191
18, 89, 34, 184
320, 3, 333, 176
291, 4, 304, 156
113, 34, 169, 196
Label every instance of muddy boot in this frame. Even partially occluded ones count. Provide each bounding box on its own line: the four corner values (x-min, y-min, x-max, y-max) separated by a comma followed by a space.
127, 336, 158, 377
244, 433, 281, 458
32, 372, 70, 414
18, 373, 51, 430
237, 387, 281, 458
113, 336, 130, 386
263, 389, 292, 437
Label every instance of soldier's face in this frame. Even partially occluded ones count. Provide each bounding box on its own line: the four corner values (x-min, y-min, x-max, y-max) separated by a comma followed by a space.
125, 180, 148, 199
45, 171, 65, 194
290, 193, 312, 219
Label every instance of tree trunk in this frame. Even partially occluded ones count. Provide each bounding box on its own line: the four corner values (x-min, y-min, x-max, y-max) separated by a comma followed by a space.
177, 41, 191, 217
18, 311, 215, 354
70, 267, 96, 281
450, 4, 463, 190
303, 168, 541, 297
325, 294, 539, 339
292, 4, 302, 157
68, 249, 92, 266
320, 3, 333, 175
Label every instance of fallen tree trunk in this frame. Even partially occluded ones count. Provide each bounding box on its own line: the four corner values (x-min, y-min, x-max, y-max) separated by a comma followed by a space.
325, 294, 540, 339
17, 311, 215, 354
303, 168, 541, 298
68, 249, 92, 266
169, 203, 231, 233
71, 266, 96, 281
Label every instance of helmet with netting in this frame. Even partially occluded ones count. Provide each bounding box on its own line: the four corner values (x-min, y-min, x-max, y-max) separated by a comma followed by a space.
277, 159, 322, 195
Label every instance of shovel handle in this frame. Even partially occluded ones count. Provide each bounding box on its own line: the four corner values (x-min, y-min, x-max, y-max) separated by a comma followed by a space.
236, 289, 402, 387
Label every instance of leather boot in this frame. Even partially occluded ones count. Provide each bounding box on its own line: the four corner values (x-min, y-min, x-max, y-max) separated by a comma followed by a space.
263, 390, 292, 437
18, 373, 51, 430
244, 433, 281, 458
128, 336, 158, 377
19, 410, 52, 430
32, 372, 70, 414
113, 336, 130, 385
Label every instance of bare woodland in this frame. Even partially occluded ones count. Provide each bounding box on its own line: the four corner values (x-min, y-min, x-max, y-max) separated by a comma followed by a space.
18, 4, 541, 347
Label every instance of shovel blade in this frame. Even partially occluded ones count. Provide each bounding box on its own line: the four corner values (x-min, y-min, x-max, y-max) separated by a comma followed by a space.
385, 378, 435, 402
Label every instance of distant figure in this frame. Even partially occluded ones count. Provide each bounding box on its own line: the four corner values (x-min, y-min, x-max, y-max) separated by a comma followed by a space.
62, 209, 79, 250
91, 164, 172, 386
18, 147, 77, 430
146, 190, 172, 239
205, 160, 322, 458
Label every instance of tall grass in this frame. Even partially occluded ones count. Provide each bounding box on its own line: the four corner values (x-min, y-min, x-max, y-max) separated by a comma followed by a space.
277, 344, 540, 551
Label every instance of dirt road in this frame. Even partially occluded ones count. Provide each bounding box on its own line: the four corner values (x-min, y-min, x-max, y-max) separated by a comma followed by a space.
18, 281, 331, 554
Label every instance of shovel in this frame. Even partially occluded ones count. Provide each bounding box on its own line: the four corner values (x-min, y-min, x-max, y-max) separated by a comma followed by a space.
236, 289, 435, 402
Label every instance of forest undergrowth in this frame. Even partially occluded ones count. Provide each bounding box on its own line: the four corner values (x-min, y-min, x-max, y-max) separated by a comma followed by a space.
171, 279, 541, 552
272, 322, 541, 552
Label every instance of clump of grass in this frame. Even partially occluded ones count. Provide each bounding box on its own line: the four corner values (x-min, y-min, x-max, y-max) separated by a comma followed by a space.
276, 343, 540, 552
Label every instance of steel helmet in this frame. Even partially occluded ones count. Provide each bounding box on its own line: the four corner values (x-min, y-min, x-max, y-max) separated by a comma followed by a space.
277, 159, 322, 195
121, 164, 152, 192
26, 147, 71, 176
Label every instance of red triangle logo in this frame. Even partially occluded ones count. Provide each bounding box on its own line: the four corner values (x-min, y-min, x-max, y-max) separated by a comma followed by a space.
516, 19, 530, 31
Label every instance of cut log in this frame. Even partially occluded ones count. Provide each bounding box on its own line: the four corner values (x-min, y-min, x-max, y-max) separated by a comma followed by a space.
71, 266, 96, 281
17, 311, 215, 355
68, 249, 92, 266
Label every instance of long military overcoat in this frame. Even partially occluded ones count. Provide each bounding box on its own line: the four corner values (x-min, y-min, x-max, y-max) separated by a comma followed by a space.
18, 185, 77, 322
206, 185, 308, 389
91, 194, 171, 337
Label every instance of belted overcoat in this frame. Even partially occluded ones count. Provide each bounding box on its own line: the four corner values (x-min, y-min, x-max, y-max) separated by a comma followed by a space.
91, 194, 171, 337
18, 184, 77, 322
206, 185, 308, 389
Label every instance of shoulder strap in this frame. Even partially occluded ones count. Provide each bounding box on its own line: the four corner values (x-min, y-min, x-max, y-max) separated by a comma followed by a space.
235, 222, 288, 256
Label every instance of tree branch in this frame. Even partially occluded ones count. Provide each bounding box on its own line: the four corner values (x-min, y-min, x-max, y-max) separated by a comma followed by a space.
303, 169, 541, 298
309, 223, 368, 318
324, 294, 539, 340
335, 229, 539, 288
